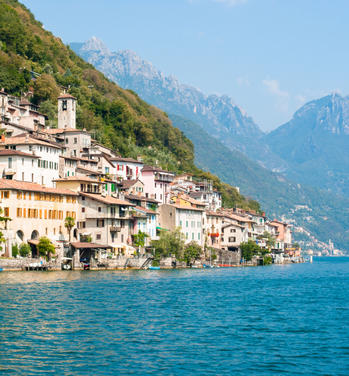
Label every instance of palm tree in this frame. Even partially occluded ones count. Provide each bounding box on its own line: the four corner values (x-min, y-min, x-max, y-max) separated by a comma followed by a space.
64, 216, 75, 242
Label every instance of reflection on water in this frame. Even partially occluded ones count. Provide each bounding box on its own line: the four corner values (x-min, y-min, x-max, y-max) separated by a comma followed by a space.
0, 258, 348, 375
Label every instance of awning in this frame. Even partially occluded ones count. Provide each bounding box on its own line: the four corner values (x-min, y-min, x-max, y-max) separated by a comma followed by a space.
70, 242, 111, 249
156, 226, 169, 231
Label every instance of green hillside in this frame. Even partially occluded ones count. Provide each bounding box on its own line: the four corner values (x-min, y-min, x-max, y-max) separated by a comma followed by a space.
170, 114, 349, 250
0, 0, 258, 211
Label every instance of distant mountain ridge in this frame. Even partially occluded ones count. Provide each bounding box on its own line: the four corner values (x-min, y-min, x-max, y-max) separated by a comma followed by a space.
71, 38, 285, 170
266, 94, 349, 197
71, 37, 349, 251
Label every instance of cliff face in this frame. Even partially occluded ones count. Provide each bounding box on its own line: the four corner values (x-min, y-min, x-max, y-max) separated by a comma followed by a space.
266, 94, 349, 197
71, 38, 286, 171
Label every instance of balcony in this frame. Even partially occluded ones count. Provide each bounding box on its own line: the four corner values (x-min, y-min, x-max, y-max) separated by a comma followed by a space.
110, 226, 121, 232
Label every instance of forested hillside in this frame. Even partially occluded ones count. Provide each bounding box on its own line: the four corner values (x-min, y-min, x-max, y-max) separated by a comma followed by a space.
0, 0, 259, 211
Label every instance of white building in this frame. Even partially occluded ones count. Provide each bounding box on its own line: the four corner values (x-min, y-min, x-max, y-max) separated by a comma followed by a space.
0, 135, 61, 187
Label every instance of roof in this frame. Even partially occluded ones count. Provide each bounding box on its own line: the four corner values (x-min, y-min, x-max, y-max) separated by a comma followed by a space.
166, 204, 204, 212
76, 166, 101, 175
125, 194, 159, 204
54, 176, 104, 184
70, 242, 110, 249
0, 150, 39, 158
0, 179, 78, 196
141, 165, 174, 174
134, 205, 157, 215
206, 211, 225, 217
80, 192, 135, 206
120, 179, 142, 189
58, 93, 76, 100
45, 127, 88, 134
110, 156, 142, 164
1, 136, 61, 149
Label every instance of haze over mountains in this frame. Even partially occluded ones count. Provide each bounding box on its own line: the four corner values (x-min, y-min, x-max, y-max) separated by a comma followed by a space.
71, 38, 349, 199
71, 37, 349, 250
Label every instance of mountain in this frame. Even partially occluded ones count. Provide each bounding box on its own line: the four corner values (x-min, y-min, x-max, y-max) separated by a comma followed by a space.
265, 94, 349, 197
0, 0, 258, 211
169, 114, 349, 251
71, 38, 286, 171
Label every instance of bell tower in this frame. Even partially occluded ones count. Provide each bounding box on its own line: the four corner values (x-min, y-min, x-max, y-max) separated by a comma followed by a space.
58, 93, 76, 129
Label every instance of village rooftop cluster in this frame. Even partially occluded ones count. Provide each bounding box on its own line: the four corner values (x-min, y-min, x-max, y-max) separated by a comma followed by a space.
0, 89, 299, 269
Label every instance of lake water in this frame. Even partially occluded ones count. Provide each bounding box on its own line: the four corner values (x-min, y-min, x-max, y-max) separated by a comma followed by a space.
0, 257, 348, 375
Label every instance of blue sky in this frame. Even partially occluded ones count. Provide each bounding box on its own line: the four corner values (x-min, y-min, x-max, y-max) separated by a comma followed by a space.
21, 0, 349, 131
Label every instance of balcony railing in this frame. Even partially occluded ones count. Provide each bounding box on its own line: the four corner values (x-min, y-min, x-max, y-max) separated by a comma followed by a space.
110, 226, 121, 232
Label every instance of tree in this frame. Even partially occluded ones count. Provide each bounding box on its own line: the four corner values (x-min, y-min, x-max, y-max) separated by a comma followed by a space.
19, 243, 31, 257
151, 228, 185, 262
64, 216, 75, 242
37, 237, 55, 261
12, 244, 19, 258
240, 240, 262, 261
133, 231, 148, 254
183, 241, 202, 266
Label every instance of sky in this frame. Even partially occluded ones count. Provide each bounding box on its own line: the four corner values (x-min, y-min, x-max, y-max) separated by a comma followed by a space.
21, 0, 349, 131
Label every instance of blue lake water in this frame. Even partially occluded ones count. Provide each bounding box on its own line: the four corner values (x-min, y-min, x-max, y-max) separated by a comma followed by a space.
0, 257, 348, 375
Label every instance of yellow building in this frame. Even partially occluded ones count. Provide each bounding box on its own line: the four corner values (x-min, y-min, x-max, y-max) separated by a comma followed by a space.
0, 179, 79, 257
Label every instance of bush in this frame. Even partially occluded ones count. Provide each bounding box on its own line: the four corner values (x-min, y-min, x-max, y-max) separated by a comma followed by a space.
12, 244, 19, 258
240, 240, 262, 261
19, 243, 31, 257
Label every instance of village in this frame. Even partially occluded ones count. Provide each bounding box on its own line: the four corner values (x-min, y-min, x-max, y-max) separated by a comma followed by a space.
0, 89, 302, 271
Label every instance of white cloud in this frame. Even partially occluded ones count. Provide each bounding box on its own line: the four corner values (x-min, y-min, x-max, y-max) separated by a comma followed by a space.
262, 78, 289, 98
214, 0, 247, 6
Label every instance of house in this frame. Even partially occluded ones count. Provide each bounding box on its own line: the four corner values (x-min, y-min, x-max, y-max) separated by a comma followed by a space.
110, 157, 144, 181
270, 220, 292, 252
0, 149, 40, 182
159, 204, 204, 246
0, 89, 46, 135
119, 179, 144, 195
140, 165, 175, 204
0, 134, 61, 187
77, 192, 135, 256
0, 179, 78, 257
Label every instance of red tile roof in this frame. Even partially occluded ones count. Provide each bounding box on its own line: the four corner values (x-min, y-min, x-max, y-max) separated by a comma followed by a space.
58, 93, 76, 100
0, 150, 39, 158
0, 179, 78, 195
80, 192, 135, 206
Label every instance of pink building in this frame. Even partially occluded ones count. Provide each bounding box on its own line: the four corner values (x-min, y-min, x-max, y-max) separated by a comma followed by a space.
140, 166, 175, 204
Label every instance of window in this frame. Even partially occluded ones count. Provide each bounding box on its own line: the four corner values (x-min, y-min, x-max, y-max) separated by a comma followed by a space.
98, 207, 102, 213
62, 100, 67, 111
192, 233, 194, 240
22, 158, 24, 165
16, 208, 22, 217
3, 207, 9, 217
97, 219, 104, 227
22, 172, 24, 181
96, 234, 101, 240
74, 137, 77, 144
186, 221, 188, 227
82, 207, 85, 213
8, 157, 12, 169
180, 220, 182, 227
65, 138, 68, 144
191, 221, 195, 228
198, 233, 200, 240
186, 232, 188, 239
31, 173, 34, 182
29, 145, 32, 151
1, 191, 9, 199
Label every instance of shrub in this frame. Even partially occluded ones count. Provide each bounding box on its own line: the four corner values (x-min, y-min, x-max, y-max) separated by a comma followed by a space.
19, 243, 31, 257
